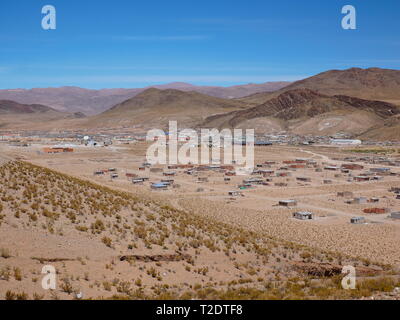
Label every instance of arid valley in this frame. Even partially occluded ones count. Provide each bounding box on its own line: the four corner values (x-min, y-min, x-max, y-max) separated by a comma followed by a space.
1, 67, 400, 300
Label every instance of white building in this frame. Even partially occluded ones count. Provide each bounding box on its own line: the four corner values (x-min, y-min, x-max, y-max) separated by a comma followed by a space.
330, 139, 362, 145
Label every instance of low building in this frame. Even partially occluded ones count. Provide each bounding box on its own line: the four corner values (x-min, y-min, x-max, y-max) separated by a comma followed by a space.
274, 182, 287, 187
43, 147, 74, 153
324, 166, 339, 171
337, 191, 354, 198
151, 183, 168, 190
353, 197, 368, 204
243, 178, 264, 185
163, 171, 176, 176
363, 208, 389, 214
293, 211, 314, 220
354, 176, 370, 182
341, 164, 364, 170
351, 217, 366, 224
276, 172, 291, 177
390, 212, 400, 220
370, 167, 391, 174
279, 200, 297, 207
330, 139, 362, 145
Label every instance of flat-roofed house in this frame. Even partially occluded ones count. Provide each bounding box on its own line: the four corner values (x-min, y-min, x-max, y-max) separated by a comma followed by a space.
293, 211, 314, 220
390, 212, 400, 219
351, 217, 366, 224
279, 199, 297, 207
354, 176, 370, 182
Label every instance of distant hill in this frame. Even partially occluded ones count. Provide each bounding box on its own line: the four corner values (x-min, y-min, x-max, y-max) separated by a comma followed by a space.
85, 88, 251, 129
0, 82, 290, 115
239, 68, 400, 105
203, 89, 400, 136
0, 100, 85, 129
0, 100, 56, 114
359, 114, 400, 141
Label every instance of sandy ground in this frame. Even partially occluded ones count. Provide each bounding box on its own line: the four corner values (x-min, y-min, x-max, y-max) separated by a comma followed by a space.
2, 142, 399, 265
1, 142, 400, 300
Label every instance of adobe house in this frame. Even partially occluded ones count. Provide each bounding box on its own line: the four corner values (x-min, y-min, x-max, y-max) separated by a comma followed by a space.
279, 199, 297, 207
354, 176, 370, 182
337, 191, 354, 198
296, 177, 311, 182
161, 179, 174, 185
163, 171, 176, 176
132, 178, 145, 184
276, 172, 291, 177
363, 208, 389, 214
323, 179, 332, 184
290, 164, 306, 169
243, 178, 264, 185
151, 183, 168, 190
228, 191, 243, 197
353, 197, 368, 204
324, 166, 339, 171
390, 212, 400, 219
225, 171, 236, 176
390, 187, 400, 194
351, 217, 366, 224
261, 170, 274, 177
274, 182, 288, 187
43, 147, 74, 153
293, 211, 314, 220
341, 164, 364, 170
370, 167, 391, 175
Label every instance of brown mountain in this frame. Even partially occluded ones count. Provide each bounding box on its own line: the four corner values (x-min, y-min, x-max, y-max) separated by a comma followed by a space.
239, 68, 400, 105
0, 82, 290, 115
0, 100, 85, 129
0, 100, 56, 114
359, 114, 400, 141
203, 89, 400, 136
84, 88, 252, 129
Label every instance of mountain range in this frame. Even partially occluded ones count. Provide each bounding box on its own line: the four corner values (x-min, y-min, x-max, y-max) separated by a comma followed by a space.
0, 100, 85, 130
0, 81, 290, 115
0, 67, 399, 140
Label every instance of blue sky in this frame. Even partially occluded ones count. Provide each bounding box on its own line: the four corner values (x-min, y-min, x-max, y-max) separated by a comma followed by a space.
0, 0, 399, 89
